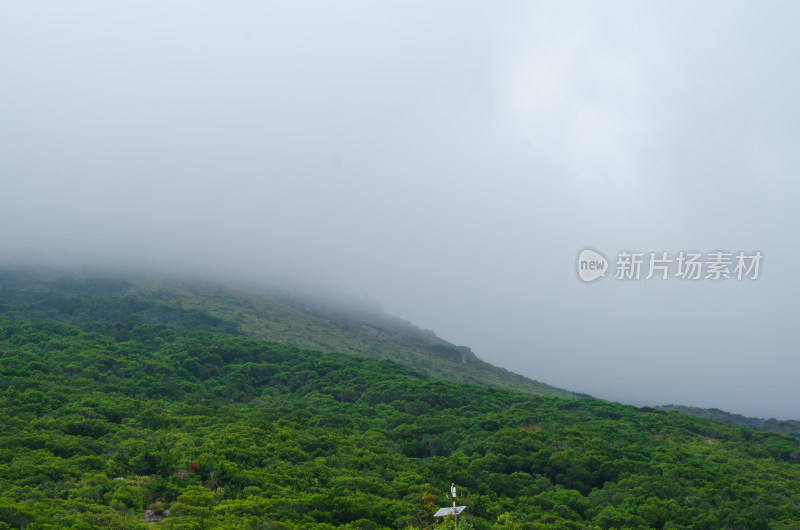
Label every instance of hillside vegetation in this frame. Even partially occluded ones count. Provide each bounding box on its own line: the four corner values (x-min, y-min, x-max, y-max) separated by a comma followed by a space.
1, 269, 800, 528
0, 268, 576, 398
660, 405, 800, 440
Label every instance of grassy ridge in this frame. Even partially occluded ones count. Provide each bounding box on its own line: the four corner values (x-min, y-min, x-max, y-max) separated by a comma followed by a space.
660, 404, 800, 440
0, 268, 577, 398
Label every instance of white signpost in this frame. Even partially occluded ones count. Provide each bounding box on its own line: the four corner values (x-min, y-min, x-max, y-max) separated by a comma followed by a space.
433, 483, 466, 527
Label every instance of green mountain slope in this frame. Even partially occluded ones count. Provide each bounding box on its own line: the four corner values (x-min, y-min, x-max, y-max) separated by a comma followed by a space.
660, 404, 800, 440
0, 267, 578, 398
2, 318, 800, 528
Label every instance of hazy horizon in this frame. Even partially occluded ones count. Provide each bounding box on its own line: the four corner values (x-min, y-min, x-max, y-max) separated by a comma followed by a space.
2, 2, 799, 419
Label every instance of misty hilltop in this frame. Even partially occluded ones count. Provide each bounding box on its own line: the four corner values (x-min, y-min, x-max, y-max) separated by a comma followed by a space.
3, 266, 800, 527
0, 266, 578, 399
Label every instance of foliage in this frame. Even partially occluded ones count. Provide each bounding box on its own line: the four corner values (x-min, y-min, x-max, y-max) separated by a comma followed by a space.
661, 404, 800, 440
1, 318, 800, 528
0, 269, 576, 398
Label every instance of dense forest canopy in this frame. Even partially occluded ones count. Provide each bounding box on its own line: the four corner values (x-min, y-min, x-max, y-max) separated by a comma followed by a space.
1, 272, 799, 528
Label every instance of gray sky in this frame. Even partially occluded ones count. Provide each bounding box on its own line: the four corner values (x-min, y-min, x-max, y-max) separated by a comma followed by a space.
2, 2, 799, 418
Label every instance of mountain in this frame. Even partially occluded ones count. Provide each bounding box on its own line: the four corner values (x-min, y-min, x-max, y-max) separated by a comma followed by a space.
660, 405, 800, 440
0, 267, 578, 398
2, 267, 800, 528
2, 314, 800, 527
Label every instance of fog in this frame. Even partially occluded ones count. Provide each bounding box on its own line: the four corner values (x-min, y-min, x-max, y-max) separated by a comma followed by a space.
2, 2, 799, 419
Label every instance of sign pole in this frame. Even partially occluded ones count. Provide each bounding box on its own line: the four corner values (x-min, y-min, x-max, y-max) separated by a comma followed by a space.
433, 482, 466, 526
451, 483, 457, 528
